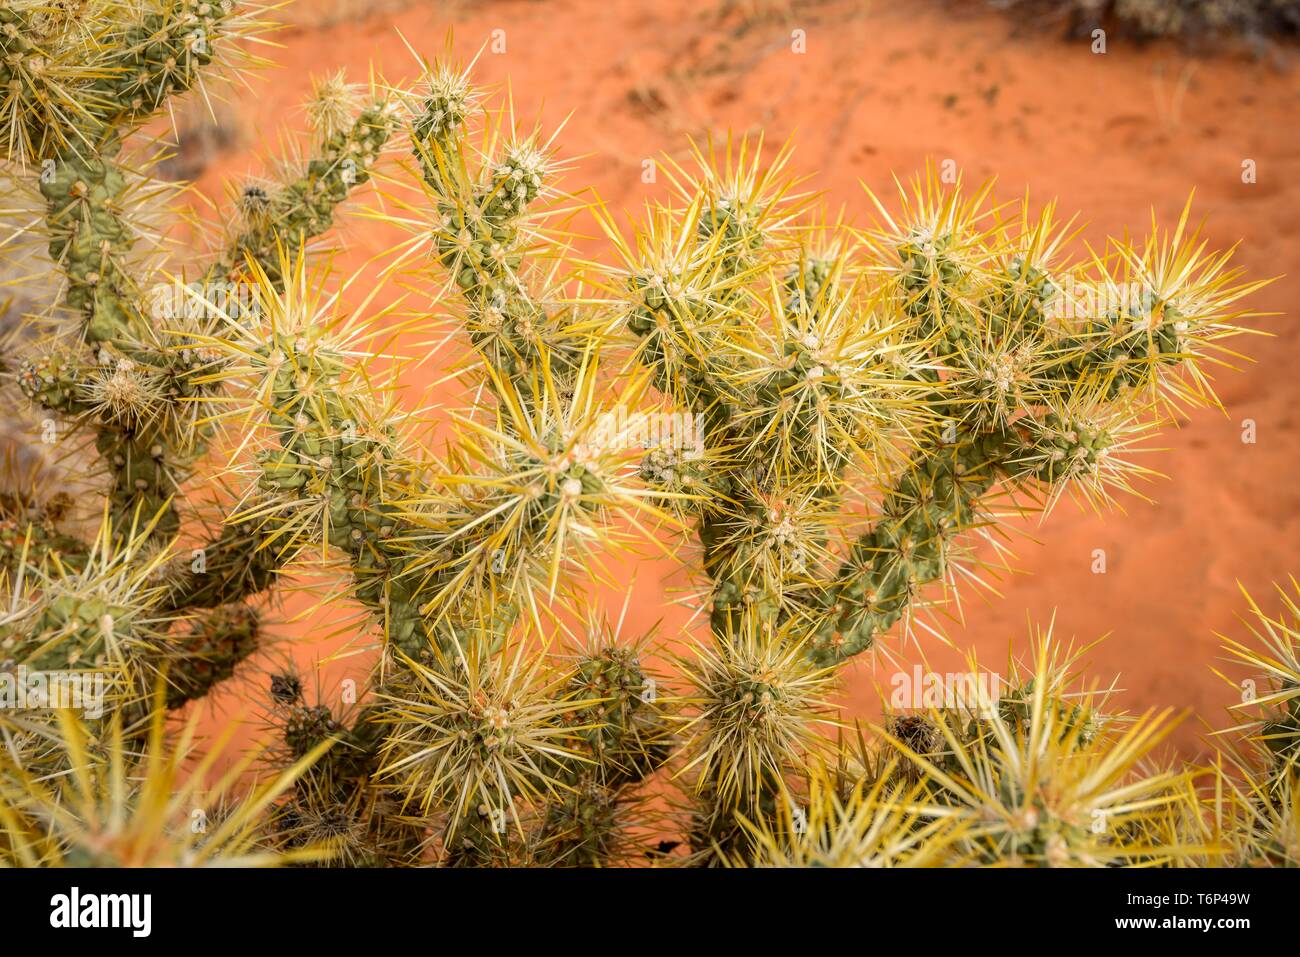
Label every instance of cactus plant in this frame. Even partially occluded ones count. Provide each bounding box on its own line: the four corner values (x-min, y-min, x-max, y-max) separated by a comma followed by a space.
0, 1, 1286, 869
990, 0, 1300, 43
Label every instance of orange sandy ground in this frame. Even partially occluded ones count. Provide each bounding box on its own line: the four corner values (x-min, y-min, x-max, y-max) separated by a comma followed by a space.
176, 0, 1300, 765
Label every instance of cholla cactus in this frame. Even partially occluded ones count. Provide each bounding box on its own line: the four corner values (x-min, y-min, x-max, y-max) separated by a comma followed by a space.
0, 4, 1284, 868
1206, 582, 1300, 866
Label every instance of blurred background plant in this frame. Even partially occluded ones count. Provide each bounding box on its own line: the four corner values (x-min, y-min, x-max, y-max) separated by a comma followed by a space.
979, 0, 1300, 47
0, 0, 1292, 868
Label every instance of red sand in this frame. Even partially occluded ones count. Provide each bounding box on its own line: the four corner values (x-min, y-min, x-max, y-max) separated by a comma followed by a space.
180, 0, 1300, 760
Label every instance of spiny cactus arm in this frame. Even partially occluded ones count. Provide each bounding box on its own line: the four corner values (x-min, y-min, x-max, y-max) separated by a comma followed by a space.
404, 65, 583, 395
25, 211, 189, 540
568, 643, 674, 786
240, 327, 536, 660
15, 338, 213, 538
258, 677, 425, 867
38, 87, 401, 540
14, 348, 102, 419
158, 517, 286, 609
0, 472, 88, 579
35, 0, 255, 340
172, 333, 495, 658
619, 269, 875, 641
601, 203, 746, 436
38, 142, 141, 346
13, 8, 399, 560
1209, 584, 1300, 866
209, 91, 399, 287
788, 245, 993, 665
83, 0, 247, 132
370, 639, 601, 864
802, 428, 1078, 668
600, 153, 911, 650
643, 137, 809, 416
593, 209, 779, 643
193, 254, 664, 669
674, 619, 841, 864
384, 355, 674, 658
540, 642, 681, 868
1053, 232, 1258, 407
701, 246, 949, 638
153, 601, 260, 709
1216, 583, 1300, 779
808, 196, 1262, 667
7, 3, 268, 538
982, 218, 1258, 498
236, 315, 430, 655
0, 3, 107, 166
741, 250, 888, 480
0, 517, 183, 739
595, 141, 806, 442
137, 95, 399, 536
525, 623, 676, 866
808, 427, 1009, 664
21, 130, 395, 545
809, 405, 1136, 665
